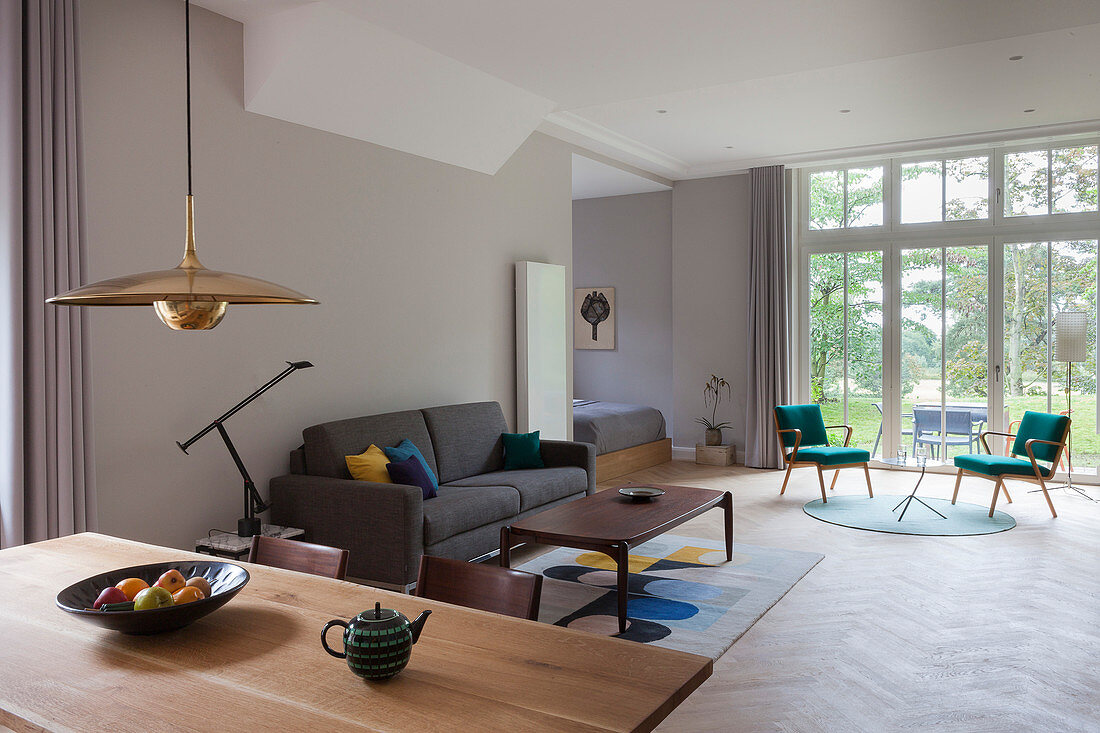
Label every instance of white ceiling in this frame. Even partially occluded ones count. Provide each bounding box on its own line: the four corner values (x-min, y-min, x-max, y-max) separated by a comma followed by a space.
571, 155, 670, 201
196, 0, 1100, 182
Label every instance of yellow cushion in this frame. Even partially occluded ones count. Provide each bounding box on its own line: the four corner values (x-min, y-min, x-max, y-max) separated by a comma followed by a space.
345, 444, 393, 484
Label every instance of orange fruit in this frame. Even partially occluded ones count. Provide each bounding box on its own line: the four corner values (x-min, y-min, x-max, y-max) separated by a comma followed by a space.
186, 576, 212, 598
153, 569, 186, 594
115, 577, 150, 602
171, 586, 206, 605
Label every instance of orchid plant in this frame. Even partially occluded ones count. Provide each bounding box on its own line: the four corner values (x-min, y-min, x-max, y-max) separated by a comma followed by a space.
695, 374, 732, 432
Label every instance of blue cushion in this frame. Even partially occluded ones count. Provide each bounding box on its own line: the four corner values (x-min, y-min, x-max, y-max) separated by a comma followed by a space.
775, 405, 829, 447
386, 455, 438, 500
501, 430, 545, 470
384, 439, 439, 493
955, 453, 1043, 478
788, 446, 869, 466
1011, 411, 1069, 463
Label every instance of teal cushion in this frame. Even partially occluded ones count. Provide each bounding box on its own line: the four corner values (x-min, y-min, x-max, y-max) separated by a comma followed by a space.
384, 439, 440, 493
788, 446, 869, 466
954, 453, 1041, 477
775, 404, 829, 448
1011, 411, 1069, 463
502, 430, 545, 470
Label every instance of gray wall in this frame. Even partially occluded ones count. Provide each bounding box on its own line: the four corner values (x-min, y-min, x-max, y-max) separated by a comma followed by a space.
671, 175, 752, 451
78, 0, 573, 550
572, 176, 752, 453
572, 192, 673, 433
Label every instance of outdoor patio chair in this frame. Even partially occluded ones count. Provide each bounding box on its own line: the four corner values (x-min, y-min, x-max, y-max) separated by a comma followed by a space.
774, 404, 873, 503
952, 410, 1070, 518
912, 406, 985, 457
870, 401, 912, 458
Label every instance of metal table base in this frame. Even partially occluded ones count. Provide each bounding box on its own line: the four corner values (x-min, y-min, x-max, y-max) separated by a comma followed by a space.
892, 463, 946, 521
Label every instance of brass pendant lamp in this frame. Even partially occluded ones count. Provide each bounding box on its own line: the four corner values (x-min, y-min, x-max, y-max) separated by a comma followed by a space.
46, 0, 317, 330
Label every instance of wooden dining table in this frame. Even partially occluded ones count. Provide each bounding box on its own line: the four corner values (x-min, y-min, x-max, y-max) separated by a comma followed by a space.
0, 533, 711, 732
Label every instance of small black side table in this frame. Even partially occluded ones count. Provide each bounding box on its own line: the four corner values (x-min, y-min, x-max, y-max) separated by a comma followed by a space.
877, 457, 947, 521
195, 524, 304, 560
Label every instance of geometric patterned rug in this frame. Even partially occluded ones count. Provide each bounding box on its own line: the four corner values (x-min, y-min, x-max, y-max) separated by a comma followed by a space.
514, 535, 823, 660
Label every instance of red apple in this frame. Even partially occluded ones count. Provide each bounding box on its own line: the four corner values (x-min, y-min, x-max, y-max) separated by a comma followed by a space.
93, 586, 128, 609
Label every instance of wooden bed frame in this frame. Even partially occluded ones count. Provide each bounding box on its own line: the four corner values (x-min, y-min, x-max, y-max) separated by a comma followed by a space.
594, 438, 673, 483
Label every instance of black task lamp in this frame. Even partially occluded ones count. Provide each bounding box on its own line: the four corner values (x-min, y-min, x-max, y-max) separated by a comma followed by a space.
178, 361, 314, 536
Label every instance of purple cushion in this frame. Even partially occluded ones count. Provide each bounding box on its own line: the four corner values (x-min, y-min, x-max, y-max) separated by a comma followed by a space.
386, 455, 438, 500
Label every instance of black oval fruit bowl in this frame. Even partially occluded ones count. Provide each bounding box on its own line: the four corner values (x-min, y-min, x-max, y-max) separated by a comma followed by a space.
56, 560, 249, 635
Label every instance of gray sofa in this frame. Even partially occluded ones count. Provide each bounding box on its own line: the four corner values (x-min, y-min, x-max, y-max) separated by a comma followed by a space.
270, 401, 595, 587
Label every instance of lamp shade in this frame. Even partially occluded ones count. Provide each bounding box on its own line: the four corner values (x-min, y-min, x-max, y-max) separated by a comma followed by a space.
46, 196, 317, 329
1054, 311, 1089, 363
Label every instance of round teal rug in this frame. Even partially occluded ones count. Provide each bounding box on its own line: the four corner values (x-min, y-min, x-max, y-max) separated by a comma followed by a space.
803, 495, 1015, 536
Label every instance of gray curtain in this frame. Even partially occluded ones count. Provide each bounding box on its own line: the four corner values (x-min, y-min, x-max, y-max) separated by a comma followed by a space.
744, 165, 791, 469
1, 0, 96, 548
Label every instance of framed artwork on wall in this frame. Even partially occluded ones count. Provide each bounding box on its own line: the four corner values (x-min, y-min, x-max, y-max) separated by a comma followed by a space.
574, 287, 615, 350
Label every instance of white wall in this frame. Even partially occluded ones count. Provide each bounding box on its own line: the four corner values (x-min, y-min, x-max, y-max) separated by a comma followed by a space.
671, 175, 752, 451
78, 0, 573, 550
572, 192, 673, 432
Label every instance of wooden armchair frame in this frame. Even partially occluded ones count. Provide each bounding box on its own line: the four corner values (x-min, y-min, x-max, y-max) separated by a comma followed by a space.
952, 423, 1070, 518
773, 413, 873, 503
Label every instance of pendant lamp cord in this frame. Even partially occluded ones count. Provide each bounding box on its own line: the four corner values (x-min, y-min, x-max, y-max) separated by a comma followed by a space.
185, 0, 193, 197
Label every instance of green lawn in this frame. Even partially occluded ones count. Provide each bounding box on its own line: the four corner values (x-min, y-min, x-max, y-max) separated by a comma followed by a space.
816, 396, 1097, 471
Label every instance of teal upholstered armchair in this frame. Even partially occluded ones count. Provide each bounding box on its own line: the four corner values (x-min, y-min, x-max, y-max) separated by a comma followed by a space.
952, 410, 1070, 518
773, 404, 873, 503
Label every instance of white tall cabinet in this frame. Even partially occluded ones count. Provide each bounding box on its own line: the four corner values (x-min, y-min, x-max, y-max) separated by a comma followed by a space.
516, 261, 570, 439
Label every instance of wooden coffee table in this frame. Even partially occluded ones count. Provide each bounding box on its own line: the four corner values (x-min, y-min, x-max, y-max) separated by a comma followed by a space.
500, 484, 733, 633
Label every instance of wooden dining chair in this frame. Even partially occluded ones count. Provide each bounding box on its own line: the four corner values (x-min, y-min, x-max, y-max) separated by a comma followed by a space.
248, 535, 350, 580
414, 555, 542, 621
953, 410, 1070, 518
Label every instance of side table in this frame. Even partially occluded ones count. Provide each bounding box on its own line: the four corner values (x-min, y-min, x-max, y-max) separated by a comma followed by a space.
875, 457, 946, 521
195, 524, 304, 560
696, 443, 736, 466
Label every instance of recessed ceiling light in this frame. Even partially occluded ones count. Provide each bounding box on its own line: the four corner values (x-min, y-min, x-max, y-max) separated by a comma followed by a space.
1024, 108, 1036, 113
839, 109, 851, 114
656, 109, 668, 114
1009, 55, 1024, 61
724, 145, 733, 149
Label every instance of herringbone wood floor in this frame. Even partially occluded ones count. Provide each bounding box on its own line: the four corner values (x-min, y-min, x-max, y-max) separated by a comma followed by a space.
586, 461, 1099, 733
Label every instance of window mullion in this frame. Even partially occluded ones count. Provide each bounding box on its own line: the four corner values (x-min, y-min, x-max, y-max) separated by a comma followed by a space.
842, 169, 849, 229
941, 160, 947, 222
843, 253, 849, 431
1047, 148, 1054, 216
1047, 242, 1053, 413
941, 245, 947, 457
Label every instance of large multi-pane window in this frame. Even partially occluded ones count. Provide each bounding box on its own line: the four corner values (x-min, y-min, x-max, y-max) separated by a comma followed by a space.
1004, 146, 1099, 217
900, 157, 989, 223
800, 139, 1100, 477
809, 166, 884, 230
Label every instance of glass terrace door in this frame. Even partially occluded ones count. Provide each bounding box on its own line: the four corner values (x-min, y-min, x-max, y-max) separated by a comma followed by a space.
1002, 239, 1099, 471
808, 250, 883, 453
900, 245, 989, 460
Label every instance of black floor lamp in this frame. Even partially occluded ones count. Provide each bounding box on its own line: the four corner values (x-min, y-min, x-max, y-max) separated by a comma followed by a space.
178, 360, 314, 536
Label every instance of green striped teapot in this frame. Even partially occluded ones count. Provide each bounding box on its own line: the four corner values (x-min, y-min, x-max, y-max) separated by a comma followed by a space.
322, 602, 431, 680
